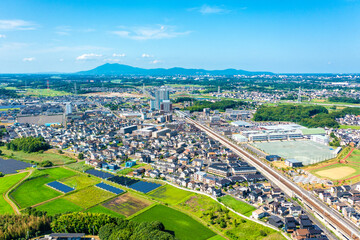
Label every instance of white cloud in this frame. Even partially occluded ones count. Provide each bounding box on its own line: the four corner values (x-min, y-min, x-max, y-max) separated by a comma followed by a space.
113, 53, 126, 57
55, 26, 72, 36
103, 58, 123, 63
142, 53, 152, 58
0, 20, 37, 30
190, 5, 230, 15
59, 58, 64, 62
22, 57, 35, 62
150, 60, 161, 64
0, 34, 6, 38
111, 25, 191, 40
76, 53, 102, 60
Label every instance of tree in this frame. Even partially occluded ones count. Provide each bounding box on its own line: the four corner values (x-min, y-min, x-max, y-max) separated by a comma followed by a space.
78, 153, 84, 160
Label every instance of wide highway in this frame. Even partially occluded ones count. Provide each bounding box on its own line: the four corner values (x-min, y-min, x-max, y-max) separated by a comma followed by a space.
178, 111, 360, 240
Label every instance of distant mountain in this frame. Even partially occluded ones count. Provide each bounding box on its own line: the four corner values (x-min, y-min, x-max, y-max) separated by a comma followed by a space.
76, 63, 273, 76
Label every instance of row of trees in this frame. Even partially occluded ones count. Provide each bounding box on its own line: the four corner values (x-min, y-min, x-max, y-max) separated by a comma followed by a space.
254, 105, 360, 128
186, 99, 247, 112
51, 212, 174, 240
6, 136, 50, 153
328, 96, 360, 104
0, 214, 51, 240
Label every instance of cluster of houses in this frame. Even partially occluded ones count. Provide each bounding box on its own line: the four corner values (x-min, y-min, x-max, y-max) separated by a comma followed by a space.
314, 185, 360, 226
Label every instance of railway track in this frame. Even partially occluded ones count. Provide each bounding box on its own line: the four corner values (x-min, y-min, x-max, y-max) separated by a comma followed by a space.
181, 113, 360, 240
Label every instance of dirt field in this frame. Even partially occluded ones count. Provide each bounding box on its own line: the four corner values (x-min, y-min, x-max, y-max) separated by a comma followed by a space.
316, 166, 356, 180
102, 192, 152, 217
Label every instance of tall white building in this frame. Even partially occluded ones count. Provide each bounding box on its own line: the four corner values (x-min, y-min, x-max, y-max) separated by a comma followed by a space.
65, 102, 72, 115
150, 86, 171, 111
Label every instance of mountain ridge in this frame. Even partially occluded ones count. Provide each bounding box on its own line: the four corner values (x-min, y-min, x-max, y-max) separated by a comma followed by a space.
76, 63, 273, 76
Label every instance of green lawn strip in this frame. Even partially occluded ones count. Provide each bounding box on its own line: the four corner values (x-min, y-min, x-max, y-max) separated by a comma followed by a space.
24, 88, 71, 97
63, 186, 116, 209
0, 146, 76, 165
178, 195, 284, 240
0, 172, 28, 214
339, 125, 360, 130
132, 204, 216, 240
218, 195, 256, 217
118, 168, 134, 175
85, 205, 125, 218
148, 184, 194, 205
10, 168, 77, 208
35, 198, 83, 215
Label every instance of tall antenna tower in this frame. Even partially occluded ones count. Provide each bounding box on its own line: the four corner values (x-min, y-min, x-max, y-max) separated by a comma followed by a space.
74, 82, 77, 95
143, 83, 145, 95
47, 80, 50, 90
218, 86, 221, 94
297, 87, 301, 103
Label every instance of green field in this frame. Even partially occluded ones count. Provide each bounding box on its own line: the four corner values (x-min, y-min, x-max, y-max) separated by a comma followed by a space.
218, 195, 256, 217
60, 174, 100, 190
0, 146, 76, 165
118, 168, 134, 175
85, 205, 125, 218
149, 184, 194, 205
132, 204, 216, 240
10, 168, 77, 208
180, 195, 283, 240
66, 161, 93, 172
309, 149, 360, 182
339, 125, 360, 130
0, 172, 28, 214
207, 236, 227, 240
24, 88, 71, 97
35, 198, 83, 215
63, 186, 115, 209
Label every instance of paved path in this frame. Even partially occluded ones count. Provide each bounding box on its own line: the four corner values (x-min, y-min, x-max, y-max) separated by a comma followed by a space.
3, 170, 33, 214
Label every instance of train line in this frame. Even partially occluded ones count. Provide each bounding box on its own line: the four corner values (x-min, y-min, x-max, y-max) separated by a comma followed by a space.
181, 113, 360, 240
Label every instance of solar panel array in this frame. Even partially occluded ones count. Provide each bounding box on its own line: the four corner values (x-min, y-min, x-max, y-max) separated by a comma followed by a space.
128, 181, 161, 193
108, 176, 139, 186
96, 182, 124, 195
86, 169, 115, 179
47, 181, 74, 193
0, 158, 31, 174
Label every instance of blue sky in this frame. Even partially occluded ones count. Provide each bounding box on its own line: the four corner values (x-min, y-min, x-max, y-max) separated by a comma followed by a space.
0, 0, 360, 73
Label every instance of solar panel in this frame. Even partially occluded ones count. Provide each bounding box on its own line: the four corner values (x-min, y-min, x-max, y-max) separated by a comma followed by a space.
108, 176, 139, 186
0, 158, 31, 174
85, 169, 115, 179
129, 181, 161, 194
96, 182, 124, 195
47, 181, 74, 193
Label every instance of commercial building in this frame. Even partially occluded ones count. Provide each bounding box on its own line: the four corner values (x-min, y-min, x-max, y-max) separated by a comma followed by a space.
150, 87, 171, 111
120, 125, 138, 134
310, 135, 330, 145
285, 159, 303, 168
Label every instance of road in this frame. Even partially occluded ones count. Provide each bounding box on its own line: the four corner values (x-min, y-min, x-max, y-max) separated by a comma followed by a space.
177, 111, 360, 240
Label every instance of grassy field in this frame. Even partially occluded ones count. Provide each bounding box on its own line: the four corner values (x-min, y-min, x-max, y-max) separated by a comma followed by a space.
149, 184, 194, 205
309, 149, 360, 182
118, 168, 134, 175
179, 195, 283, 240
132, 204, 216, 240
60, 174, 100, 190
10, 168, 77, 208
24, 88, 71, 97
0, 172, 28, 214
66, 161, 93, 172
207, 236, 227, 240
218, 195, 256, 217
102, 192, 152, 217
63, 186, 115, 209
35, 198, 83, 215
0, 146, 76, 165
85, 205, 125, 218
339, 125, 360, 130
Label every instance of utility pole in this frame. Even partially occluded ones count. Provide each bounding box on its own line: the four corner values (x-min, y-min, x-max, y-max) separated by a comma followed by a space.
297, 87, 301, 103
74, 82, 77, 95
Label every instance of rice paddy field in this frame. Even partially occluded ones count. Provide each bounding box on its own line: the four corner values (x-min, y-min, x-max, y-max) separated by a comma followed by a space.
35, 198, 83, 215
60, 174, 100, 189
132, 204, 216, 240
85, 205, 125, 218
10, 168, 77, 208
63, 186, 115, 209
148, 184, 194, 205
0, 172, 28, 214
